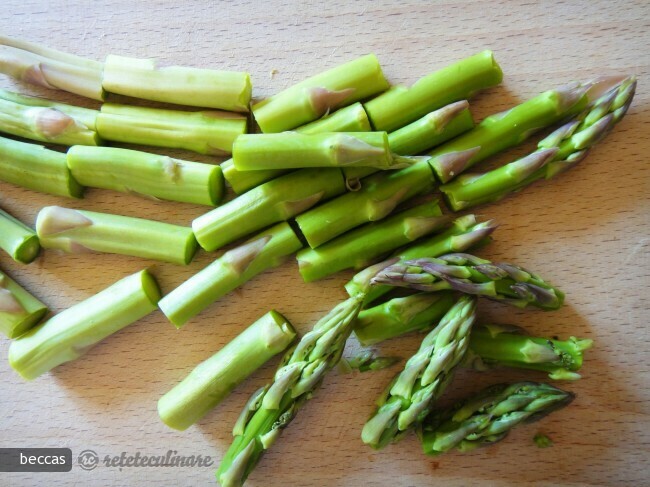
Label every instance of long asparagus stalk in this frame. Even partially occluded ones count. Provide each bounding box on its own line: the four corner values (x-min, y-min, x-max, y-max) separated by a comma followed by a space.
0, 269, 48, 339
35, 206, 198, 265
0, 208, 40, 264
158, 311, 296, 431
8, 269, 160, 380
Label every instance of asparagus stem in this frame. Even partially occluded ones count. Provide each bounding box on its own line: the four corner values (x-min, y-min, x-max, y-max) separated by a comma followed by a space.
159, 223, 302, 328
66, 146, 224, 206
363, 51, 502, 132
0, 89, 101, 146
361, 296, 477, 449
0, 136, 84, 198
158, 311, 296, 431
102, 54, 252, 112
0, 269, 48, 339
420, 382, 574, 455
297, 200, 449, 282
96, 104, 247, 156
192, 168, 345, 252
0, 208, 40, 264
341, 351, 400, 373
429, 81, 591, 183
36, 206, 198, 265
8, 269, 160, 380
294, 160, 435, 249
252, 54, 389, 133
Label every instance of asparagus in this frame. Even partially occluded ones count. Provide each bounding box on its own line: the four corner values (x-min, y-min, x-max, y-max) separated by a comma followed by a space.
0, 208, 40, 264
297, 200, 450, 282
361, 296, 477, 449
0, 89, 101, 146
363, 50, 502, 132
252, 54, 389, 133
0, 136, 84, 198
66, 146, 224, 206
95, 104, 247, 156
440, 77, 637, 209
158, 311, 296, 431
35, 206, 198, 265
192, 168, 345, 252
372, 253, 564, 310
0, 269, 48, 339
340, 351, 400, 373
8, 269, 160, 380
429, 81, 591, 183
222, 102, 371, 194
159, 222, 302, 328
420, 382, 574, 455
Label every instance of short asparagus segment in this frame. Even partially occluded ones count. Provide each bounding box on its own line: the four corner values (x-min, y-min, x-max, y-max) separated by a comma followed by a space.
192, 168, 345, 252
297, 200, 450, 282
159, 223, 302, 328
36, 206, 198, 265
158, 311, 296, 431
420, 382, 574, 455
363, 50, 502, 132
429, 81, 590, 183
373, 253, 564, 310
0, 136, 84, 198
361, 296, 477, 449
8, 269, 160, 380
0, 208, 40, 264
0, 269, 48, 339
252, 54, 389, 133
66, 146, 224, 206
96, 104, 247, 156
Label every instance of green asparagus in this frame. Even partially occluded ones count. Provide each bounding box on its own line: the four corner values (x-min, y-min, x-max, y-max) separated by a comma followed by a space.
0, 269, 47, 339
0, 208, 40, 264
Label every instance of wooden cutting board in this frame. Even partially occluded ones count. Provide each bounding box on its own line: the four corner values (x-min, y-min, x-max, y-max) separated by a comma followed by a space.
1, 1, 648, 486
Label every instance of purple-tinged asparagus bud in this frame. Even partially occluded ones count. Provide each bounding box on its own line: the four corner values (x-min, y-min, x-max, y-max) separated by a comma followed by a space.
508, 148, 558, 181
333, 134, 386, 166
428, 100, 470, 132
222, 235, 272, 275
572, 113, 613, 150
309, 87, 355, 118
278, 191, 325, 218
367, 187, 409, 221
510, 283, 560, 308
554, 81, 590, 112
538, 120, 581, 149
431, 146, 481, 183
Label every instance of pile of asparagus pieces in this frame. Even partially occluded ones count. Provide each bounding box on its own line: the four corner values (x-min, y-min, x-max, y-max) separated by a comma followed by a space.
0, 35, 636, 486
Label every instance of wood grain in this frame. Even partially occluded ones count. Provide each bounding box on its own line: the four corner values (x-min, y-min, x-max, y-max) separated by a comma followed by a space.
1, 1, 649, 486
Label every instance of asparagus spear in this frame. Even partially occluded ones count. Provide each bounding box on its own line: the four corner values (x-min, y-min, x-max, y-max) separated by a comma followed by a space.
420, 382, 574, 455
0, 269, 47, 339
440, 77, 637, 209
158, 311, 296, 431
35, 206, 198, 265
341, 351, 400, 373
66, 146, 224, 206
362, 296, 477, 449
363, 50, 502, 132
192, 168, 345, 252
8, 269, 160, 380
297, 200, 450, 282
0, 208, 40, 264
372, 253, 564, 310
159, 223, 302, 328
252, 54, 389, 133
0, 136, 84, 198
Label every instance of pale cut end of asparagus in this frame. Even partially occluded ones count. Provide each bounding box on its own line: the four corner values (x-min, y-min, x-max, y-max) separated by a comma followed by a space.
0, 272, 48, 339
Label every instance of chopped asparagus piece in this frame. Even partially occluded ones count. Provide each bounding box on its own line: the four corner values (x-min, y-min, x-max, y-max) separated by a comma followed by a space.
0, 269, 47, 339
0, 208, 40, 264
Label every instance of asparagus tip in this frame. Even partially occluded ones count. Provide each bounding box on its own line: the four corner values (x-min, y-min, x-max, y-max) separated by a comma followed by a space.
432, 146, 481, 182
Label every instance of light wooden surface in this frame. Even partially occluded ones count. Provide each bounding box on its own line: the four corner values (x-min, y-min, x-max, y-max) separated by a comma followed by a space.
1, 1, 649, 486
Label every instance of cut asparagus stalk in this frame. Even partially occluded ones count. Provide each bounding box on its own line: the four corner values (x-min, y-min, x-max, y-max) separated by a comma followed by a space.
95, 104, 247, 156
297, 200, 450, 282
0, 136, 84, 198
192, 168, 345, 252
363, 50, 502, 132
0, 208, 40, 264
420, 382, 574, 455
0, 269, 48, 339
252, 54, 389, 133
294, 160, 435, 249
0, 89, 100, 146
66, 146, 224, 206
102, 54, 252, 112
35, 206, 198, 265
8, 269, 160, 380
429, 81, 590, 183
222, 102, 372, 194
159, 223, 302, 328
158, 311, 296, 431
362, 296, 477, 449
